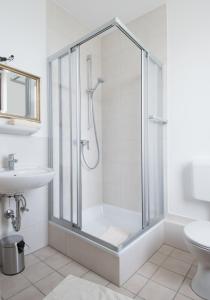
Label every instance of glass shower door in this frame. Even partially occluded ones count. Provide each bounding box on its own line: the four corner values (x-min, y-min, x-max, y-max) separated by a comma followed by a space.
48, 18, 165, 252
147, 57, 165, 224
49, 50, 82, 229
49, 55, 72, 224
78, 27, 144, 250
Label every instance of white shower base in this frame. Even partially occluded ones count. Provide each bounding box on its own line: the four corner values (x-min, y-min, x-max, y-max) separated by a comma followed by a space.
82, 204, 142, 247
49, 214, 164, 285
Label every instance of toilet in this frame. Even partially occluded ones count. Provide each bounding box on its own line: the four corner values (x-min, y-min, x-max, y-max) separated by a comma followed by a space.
184, 221, 210, 300
184, 159, 210, 300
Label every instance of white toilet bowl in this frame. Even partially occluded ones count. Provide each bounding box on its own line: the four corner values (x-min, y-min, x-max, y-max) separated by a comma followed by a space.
184, 221, 210, 300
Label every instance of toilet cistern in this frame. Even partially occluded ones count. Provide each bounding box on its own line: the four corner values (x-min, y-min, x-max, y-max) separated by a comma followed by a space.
8, 153, 18, 171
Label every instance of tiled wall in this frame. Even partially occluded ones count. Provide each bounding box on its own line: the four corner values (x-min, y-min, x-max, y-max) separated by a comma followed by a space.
80, 38, 103, 209
100, 6, 166, 211
101, 29, 142, 211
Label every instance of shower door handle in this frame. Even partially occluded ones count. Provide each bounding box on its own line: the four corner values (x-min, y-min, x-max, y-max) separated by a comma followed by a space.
149, 115, 168, 125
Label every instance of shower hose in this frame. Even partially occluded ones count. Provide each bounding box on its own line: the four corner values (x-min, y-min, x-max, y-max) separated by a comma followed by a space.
81, 94, 100, 169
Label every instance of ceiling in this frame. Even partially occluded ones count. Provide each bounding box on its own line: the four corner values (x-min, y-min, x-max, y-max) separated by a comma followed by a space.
54, 0, 165, 28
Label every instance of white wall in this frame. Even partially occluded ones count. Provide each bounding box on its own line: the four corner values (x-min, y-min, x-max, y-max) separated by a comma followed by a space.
167, 0, 210, 220
0, 0, 48, 253
47, 0, 88, 56
128, 5, 166, 63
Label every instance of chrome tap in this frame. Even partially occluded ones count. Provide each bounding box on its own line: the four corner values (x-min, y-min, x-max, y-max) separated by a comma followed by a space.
8, 154, 18, 171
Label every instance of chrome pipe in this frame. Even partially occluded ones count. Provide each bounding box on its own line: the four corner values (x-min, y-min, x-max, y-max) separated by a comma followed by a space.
3, 194, 29, 232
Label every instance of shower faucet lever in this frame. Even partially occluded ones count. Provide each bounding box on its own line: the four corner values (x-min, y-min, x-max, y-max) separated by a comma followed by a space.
81, 139, 90, 150
149, 115, 168, 125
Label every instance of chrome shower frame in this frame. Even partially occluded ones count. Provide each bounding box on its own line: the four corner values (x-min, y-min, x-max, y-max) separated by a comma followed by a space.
47, 17, 165, 252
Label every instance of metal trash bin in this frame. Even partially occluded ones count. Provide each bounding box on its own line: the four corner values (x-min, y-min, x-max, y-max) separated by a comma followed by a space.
1, 235, 25, 275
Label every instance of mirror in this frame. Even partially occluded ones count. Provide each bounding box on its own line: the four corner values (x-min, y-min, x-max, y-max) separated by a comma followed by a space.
0, 64, 40, 122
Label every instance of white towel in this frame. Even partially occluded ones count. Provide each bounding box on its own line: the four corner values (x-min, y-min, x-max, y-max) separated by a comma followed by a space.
100, 226, 129, 246
44, 275, 132, 300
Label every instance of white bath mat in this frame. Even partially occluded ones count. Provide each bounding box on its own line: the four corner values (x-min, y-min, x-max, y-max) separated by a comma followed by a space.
44, 275, 132, 300
100, 226, 129, 246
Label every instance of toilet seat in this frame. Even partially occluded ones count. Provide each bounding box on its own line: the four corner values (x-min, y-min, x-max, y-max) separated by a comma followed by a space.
184, 221, 210, 251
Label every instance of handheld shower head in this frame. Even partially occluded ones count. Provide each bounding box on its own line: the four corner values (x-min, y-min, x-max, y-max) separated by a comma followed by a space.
87, 77, 104, 96
94, 77, 104, 91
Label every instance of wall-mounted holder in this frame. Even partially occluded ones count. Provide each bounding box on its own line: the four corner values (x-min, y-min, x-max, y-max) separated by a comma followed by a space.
0, 55, 14, 63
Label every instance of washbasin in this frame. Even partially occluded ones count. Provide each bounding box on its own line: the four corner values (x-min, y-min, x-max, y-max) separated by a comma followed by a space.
0, 167, 55, 193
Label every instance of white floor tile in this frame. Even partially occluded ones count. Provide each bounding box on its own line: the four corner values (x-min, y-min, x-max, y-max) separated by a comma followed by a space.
179, 278, 204, 300
137, 262, 158, 278
35, 272, 64, 296
162, 257, 191, 276
139, 280, 176, 300
192, 260, 198, 266
159, 245, 174, 256
82, 271, 109, 286
123, 273, 148, 294
34, 247, 58, 260
175, 294, 192, 300
170, 249, 194, 264
8, 286, 44, 300
152, 267, 184, 291
0, 273, 31, 299
107, 283, 135, 298
58, 261, 88, 277
149, 251, 167, 266
187, 265, 197, 279
0, 244, 203, 300
25, 254, 40, 268
23, 261, 54, 283
45, 253, 72, 270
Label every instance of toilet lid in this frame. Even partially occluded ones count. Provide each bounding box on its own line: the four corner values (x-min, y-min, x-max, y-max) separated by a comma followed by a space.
184, 221, 210, 249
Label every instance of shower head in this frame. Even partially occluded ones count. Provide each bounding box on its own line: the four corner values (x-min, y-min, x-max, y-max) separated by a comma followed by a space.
94, 77, 104, 90
87, 77, 104, 96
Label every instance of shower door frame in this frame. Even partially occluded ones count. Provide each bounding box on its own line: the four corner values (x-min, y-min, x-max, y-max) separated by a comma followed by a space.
48, 17, 164, 252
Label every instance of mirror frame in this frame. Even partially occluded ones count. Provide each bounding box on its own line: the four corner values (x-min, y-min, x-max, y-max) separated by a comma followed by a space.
0, 63, 40, 123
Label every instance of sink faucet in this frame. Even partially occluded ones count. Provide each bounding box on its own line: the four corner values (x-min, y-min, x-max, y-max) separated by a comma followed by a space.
8, 154, 18, 171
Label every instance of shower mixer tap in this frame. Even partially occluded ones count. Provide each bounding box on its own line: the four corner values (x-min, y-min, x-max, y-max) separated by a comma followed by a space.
81, 139, 90, 150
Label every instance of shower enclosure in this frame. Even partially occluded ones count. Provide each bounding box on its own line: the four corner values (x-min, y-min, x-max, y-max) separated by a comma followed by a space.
48, 18, 166, 254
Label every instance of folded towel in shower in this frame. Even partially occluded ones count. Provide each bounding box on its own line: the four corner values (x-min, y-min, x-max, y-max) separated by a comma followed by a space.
44, 275, 132, 300
100, 226, 129, 246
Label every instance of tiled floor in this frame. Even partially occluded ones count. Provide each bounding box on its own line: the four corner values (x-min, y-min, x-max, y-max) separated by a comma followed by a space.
0, 244, 201, 300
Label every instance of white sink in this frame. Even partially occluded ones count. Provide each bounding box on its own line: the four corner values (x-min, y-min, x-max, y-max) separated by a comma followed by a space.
0, 167, 55, 193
